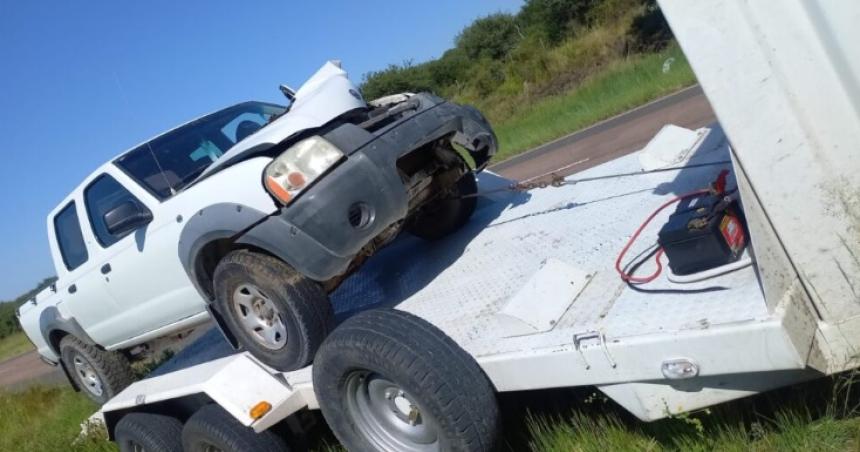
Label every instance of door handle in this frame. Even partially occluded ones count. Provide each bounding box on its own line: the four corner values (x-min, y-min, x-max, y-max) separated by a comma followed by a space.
101, 263, 112, 275
68, 284, 77, 294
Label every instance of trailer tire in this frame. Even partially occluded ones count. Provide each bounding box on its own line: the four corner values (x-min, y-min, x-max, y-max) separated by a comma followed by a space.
59, 335, 134, 404
313, 308, 500, 452
182, 404, 290, 452
406, 171, 478, 240
115, 413, 183, 452
213, 250, 334, 371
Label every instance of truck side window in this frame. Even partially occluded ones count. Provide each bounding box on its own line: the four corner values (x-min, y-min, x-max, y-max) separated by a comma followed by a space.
84, 174, 148, 247
54, 202, 89, 271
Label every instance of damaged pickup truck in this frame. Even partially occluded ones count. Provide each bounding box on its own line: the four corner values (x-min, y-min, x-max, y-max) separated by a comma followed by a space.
17, 61, 496, 403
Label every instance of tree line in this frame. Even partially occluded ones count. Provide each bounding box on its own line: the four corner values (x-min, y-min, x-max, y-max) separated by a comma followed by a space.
360, 0, 672, 121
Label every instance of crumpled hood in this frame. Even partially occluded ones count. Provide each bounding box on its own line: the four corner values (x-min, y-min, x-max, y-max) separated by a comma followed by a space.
196, 61, 366, 180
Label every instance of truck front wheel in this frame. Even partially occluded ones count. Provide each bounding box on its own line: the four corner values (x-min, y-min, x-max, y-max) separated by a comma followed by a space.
213, 250, 334, 371
59, 335, 134, 404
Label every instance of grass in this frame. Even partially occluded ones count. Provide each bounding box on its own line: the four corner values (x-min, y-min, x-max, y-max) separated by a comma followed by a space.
0, 331, 34, 363
525, 409, 860, 451
492, 44, 696, 162
517, 372, 860, 452
0, 386, 115, 452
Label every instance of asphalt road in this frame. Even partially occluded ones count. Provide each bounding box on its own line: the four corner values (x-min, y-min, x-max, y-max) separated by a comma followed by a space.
0, 348, 66, 390
490, 85, 714, 180
0, 85, 716, 391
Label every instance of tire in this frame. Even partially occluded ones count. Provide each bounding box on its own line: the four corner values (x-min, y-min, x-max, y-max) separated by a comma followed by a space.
406, 171, 478, 241
313, 309, 500, 452
182, 404, 290, 452
114, 413, 183, 452
213, 250, 334, 371
59, 335, 134, 405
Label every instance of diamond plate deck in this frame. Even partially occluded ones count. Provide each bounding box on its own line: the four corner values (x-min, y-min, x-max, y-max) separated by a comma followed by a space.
329, 125, 768, 362
156, 125, 769, 390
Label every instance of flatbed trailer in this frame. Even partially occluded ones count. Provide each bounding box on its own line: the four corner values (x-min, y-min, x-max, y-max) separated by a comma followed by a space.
92, 125, 805, 442
90, 1, 860, 450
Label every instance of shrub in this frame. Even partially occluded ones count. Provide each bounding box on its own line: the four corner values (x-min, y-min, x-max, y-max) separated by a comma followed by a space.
519, 0, 599, 43
455, 13, 521, 61
360, 61, 436, 100
629, 0, 673, 51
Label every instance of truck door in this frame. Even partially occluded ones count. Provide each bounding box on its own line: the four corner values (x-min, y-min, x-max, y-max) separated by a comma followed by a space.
50, 200, 120, 345
81, 168, 205, 348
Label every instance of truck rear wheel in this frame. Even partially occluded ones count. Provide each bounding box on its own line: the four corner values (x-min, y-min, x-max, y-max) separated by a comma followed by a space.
115, 413, 183, 452
182, 404, 290, 452
213, 250, 334, 371
406, 172, 478, 241
313, 309, 500, 452
59, 335, 134, 404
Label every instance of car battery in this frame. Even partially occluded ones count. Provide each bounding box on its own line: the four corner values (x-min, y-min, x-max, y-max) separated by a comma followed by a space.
658, 194, 746, 276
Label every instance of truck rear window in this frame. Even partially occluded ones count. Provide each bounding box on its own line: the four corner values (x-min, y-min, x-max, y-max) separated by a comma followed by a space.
54, 202, 89, 271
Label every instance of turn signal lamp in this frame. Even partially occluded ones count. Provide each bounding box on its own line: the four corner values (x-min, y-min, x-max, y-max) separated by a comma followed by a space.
250, 401, 272, 420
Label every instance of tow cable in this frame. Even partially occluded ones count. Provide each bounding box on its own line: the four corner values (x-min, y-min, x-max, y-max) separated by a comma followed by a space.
459, 159, 732, 199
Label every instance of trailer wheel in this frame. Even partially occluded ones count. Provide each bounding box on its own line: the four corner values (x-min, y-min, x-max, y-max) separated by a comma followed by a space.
406, 171, 478, 240
314, 309, 500, 452
114, 413, 183, 452
59, 335, 134, 404
182, 404, 290, 452
213, 250, 334, 371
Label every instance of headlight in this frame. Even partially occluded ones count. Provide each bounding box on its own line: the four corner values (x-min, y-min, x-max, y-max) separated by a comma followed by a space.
264, 136, 344, 204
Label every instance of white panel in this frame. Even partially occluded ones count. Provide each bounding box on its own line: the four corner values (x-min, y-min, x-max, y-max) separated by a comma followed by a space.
496, 259, 591, 337
658, 0, 860, 326
638, 124, 703, 171
100, 354, 299, 427
598, 368, 817, 421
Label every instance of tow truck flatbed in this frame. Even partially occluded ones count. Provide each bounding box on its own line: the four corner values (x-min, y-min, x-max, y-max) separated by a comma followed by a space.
95, 123, 807, 438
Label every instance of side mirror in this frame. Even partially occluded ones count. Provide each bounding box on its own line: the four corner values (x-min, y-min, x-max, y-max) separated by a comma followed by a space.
279, 84, 296, 102
104, 201, 153, 236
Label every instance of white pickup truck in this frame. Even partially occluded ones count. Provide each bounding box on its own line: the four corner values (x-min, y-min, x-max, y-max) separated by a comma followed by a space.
16, 61, 496, 403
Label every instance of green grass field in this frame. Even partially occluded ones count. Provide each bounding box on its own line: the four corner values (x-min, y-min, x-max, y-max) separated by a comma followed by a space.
520, 371, 860, 452
0, 331, 34, 363
0, 386, 114, 452
492, 44, 696, 162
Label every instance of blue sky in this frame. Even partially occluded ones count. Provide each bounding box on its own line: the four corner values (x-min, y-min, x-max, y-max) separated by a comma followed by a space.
0, 0, 523, 300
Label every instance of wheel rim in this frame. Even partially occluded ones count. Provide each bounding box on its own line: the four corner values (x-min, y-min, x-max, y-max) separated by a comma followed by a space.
72, 354, 103, 397
344, 371, 441, 452
231, 284, 287, 350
